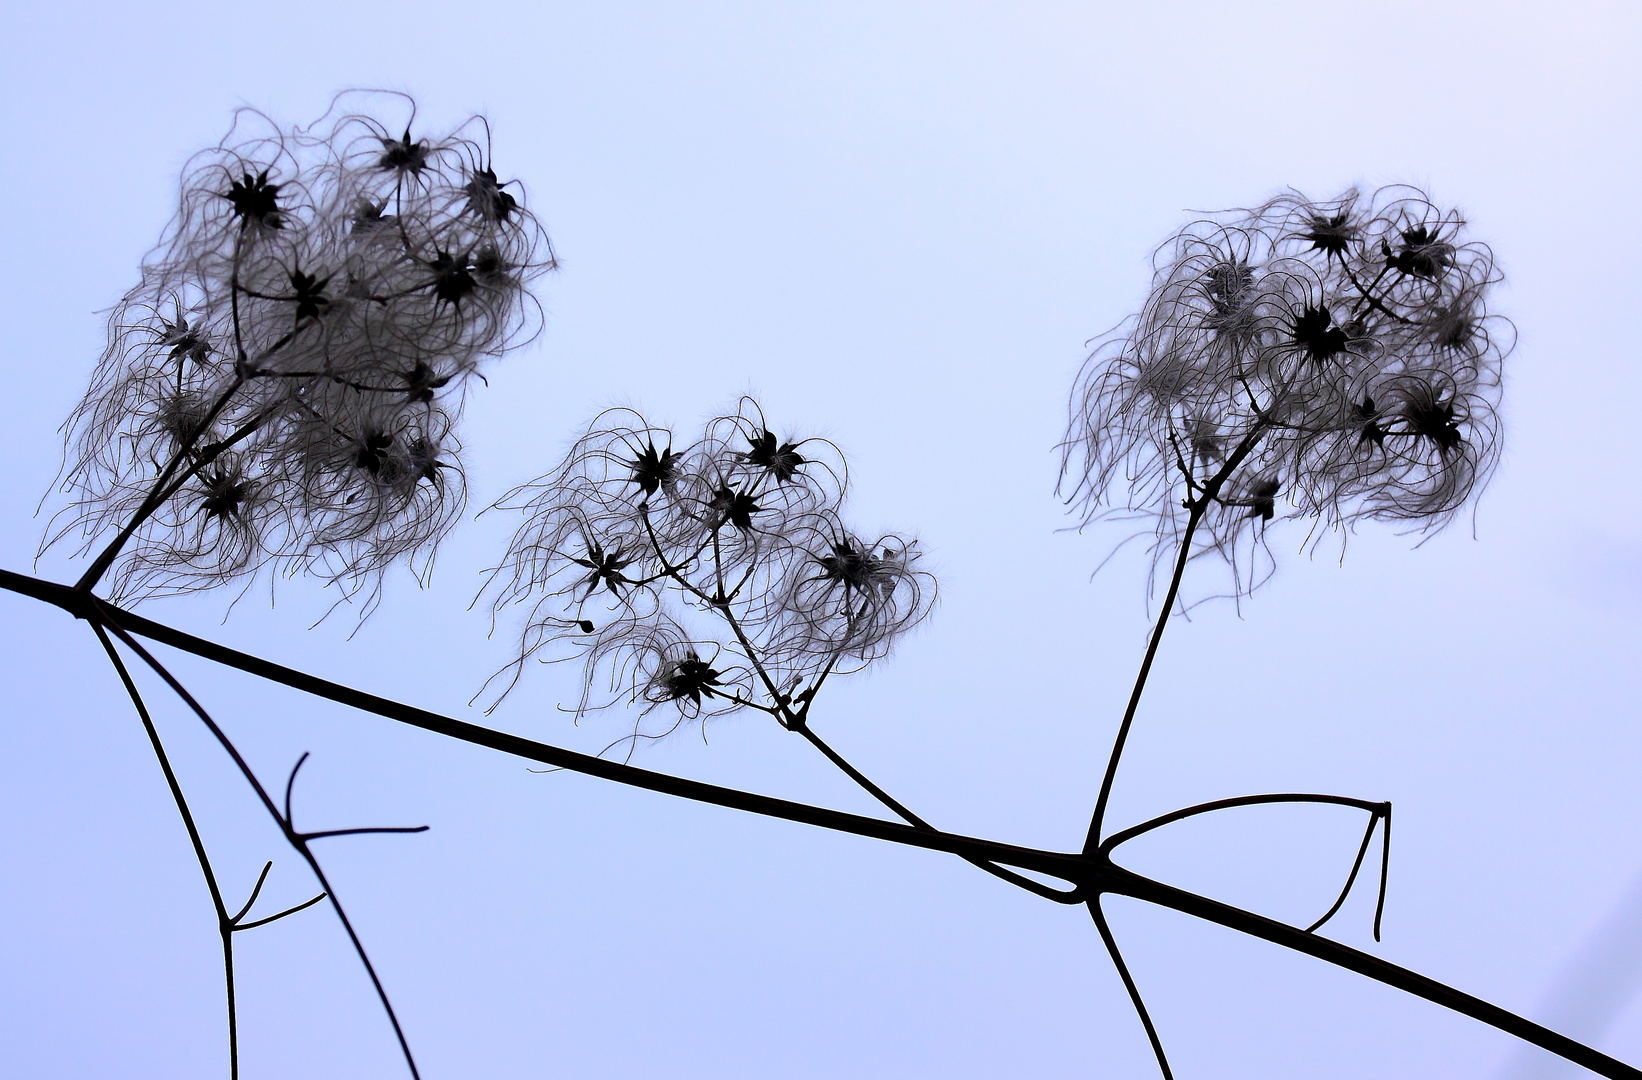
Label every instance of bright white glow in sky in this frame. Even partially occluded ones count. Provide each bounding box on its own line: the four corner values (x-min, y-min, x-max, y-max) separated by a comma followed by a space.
1, 3, 1639, 1077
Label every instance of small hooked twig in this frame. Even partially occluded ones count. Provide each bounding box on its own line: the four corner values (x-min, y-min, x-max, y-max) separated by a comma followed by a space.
283, 751, 430, 843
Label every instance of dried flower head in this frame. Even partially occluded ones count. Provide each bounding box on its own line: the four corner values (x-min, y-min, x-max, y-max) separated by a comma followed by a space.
1061, 185, 1512, 602
45, 91, 556, 612
480, 398, 935, 744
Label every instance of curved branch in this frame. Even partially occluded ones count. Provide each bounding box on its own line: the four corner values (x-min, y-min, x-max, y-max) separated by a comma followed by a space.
1304, 811, 1380, 936
1102, 793, 1386, 854
1104, 792, 1393, 936
231, 862, 274, 924
301, 826, 430, 842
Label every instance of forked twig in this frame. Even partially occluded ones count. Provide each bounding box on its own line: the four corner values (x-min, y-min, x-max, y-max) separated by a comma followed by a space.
93, 613, 424, 1080
5, 569, 1636, 1080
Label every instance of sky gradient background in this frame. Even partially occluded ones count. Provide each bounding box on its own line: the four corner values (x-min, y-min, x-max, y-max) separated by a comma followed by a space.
1, 2, 1639, 1077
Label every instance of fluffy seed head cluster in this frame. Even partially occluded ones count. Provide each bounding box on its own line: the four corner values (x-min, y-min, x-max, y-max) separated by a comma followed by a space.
48, 92, 554, 609
482, 399, 935, 745
1061, 185, 1511, 599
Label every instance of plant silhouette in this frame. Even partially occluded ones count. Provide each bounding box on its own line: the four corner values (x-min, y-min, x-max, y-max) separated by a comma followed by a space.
5, 94, 1626, 1080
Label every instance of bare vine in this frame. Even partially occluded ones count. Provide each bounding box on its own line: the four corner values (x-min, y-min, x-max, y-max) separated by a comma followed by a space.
8, 95, 1624, 1080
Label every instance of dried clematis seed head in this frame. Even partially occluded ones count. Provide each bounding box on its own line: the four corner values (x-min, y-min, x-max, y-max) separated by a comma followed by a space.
1061, 184, 1511, 606
44, 91, 555, 614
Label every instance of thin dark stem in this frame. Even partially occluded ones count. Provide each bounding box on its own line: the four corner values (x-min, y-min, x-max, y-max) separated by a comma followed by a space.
223, 926, 237, 1080
1375, 806, 1392, 942
224, 862, 328, 948
1305, 810, 1381, 935
796, 722, 1081, 904
1090, 897, 1174, 1080
710, 523, 1078, 903
231, 862, 274, 923
1084, 501, 1204, 852
1102, 792, 1396, 935
301, 826, 430, 842
94, 616, 423, 1080
792, 654, 841, 725
89, 621, 228, 916
1342, 261, 1411, 325
101, 618, 282, 822
1167, 433, 1203, 496
793, 724, 924, 823
1085, 429, 1264, 851
289, 854, 416, 1072
650, 522, 1085, 899
88, 621, 241, 1080
704, 529, 793, 720
74, 374, 249, 594
1101, 793, 1387, 854
74, 400, 274, 596
285, 752, 309, 824
236, 892, 329, 931
74, 252, 336, 595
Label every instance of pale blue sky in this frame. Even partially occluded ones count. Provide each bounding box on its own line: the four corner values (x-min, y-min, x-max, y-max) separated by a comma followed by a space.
1, 2, 1639, 1077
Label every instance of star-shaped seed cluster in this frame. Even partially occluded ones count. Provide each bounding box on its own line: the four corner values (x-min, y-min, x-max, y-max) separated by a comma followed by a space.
49, 92, 555, 610
481, 398, 934, 738
1062, 185, 1510, 601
